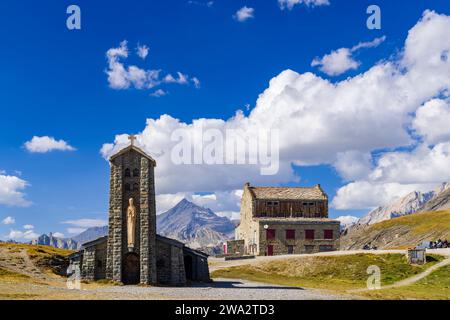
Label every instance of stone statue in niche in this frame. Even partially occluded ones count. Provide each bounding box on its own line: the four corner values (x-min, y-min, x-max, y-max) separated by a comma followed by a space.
127, 198, 136, 249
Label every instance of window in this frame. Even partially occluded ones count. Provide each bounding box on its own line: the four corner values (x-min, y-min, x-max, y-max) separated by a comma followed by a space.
96, 260, 102, 268
133, 183, 139, 191
287, 245, 294, 254
266, 201, 279, 206
124, 183, 131, 191
124, 168, 131, 177
324, 230, 333, 239
286, 229, 295, 240
266, 229, 275, 240
133, 168, 139, 177
305, 229, 315, 240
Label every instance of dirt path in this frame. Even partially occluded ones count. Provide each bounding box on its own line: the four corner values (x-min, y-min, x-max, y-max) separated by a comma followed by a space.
209, 249, 450, 272
378, 257, 450, 290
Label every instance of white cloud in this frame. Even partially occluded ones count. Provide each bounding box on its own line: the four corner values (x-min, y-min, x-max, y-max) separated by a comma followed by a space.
412, 99, 450, 144
23, 224, 34, 229
188, 1, 214, 7
150, 89, 168, 97
4, 229, 39, 240
332, 142, 450, 209
312, 36, 386, 76
67, 227, 87, 235
24, 136, 76, 153
233, 6, 254, 22
351, 36, 387, 51
192, 77, 201, 89
0, 173, 31, 207
62, 218, 107, 228
102, 11, 450, 208
216, 211, 240, 220
369, 143, 450, 184
156, 190, 242, 216
52, 232, 65, 238
334, 151, 372, 182
164, 72, 189, 85
311, 48, 359, 76
332, 181, 437, 210
2, 216, 15, 225
278, 0, 330, 10
136, 44, 149, 59
106, 41, 199, 92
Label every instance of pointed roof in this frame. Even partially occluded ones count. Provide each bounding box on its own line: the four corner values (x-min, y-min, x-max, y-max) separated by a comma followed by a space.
109, 144, 156, 166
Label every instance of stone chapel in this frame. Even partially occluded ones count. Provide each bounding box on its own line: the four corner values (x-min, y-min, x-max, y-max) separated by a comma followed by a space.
70, 137, 210, 285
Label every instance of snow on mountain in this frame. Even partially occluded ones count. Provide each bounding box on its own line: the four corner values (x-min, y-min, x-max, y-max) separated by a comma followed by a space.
156, 199, 235, 250
335, 215, 359, 231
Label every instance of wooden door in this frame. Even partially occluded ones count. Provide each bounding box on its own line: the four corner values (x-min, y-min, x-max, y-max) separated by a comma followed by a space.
267, 245, 274, 256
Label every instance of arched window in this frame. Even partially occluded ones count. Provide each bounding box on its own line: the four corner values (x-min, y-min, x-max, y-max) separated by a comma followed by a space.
133, 168, 139, 177
125, 183, 131, 191
124, 168, 131, 177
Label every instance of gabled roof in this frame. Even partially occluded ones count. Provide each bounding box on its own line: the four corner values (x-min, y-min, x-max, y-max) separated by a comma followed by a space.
246, 184, 327, 201
109, 145, 156, 166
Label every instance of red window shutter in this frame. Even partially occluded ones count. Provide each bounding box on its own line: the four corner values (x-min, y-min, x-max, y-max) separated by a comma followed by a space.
324, 230, 333, 239
286, 229, 295, 240
305, 229, 315, 240
266, 229, 276, 240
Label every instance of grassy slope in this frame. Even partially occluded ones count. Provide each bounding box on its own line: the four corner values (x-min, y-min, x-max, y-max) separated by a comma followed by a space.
341, 211, 450, 250
371, 210, 450, 237
211, 253, 444, 291
0, 243, 73, 275
361, 264, 450, 300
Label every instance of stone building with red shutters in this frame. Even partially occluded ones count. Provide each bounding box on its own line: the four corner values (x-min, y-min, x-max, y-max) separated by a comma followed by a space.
234, 183, 340, 256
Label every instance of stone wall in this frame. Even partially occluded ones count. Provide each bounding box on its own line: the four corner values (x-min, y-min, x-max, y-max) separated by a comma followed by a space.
106, 159, 123, 282
183, 248, 210, 282
81, 246, 96, 280
235, 186, 259, 255
170, 245, 186, 285
106, 147, 157, 285
156, 239, 171, 284
226, 240, 245, 255
156, 236, 186, 286
139, 156, 157, 285
94, 240, 107, 280
257, 220, 340, 255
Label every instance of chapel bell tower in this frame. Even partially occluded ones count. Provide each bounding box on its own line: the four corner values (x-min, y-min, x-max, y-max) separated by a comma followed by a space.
105, 135, 157, 285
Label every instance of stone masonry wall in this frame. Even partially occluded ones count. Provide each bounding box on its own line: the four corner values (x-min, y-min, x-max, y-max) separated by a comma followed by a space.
170, 245, 186, 285
106, 161, 122, 282
81, 246, 96, 281
235, 186, 259, 255
257, 221, 340, 255
226, 240, 245, 255
139, 156, 157, 285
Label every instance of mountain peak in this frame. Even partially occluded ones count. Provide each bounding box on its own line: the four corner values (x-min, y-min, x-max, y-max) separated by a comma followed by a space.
157, 199, 235, 250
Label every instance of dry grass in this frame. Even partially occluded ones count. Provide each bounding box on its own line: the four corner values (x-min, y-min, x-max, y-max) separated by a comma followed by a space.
370, 210, 450, 239
361, 264, 450, 300
212, 253, 444, 291
0, 267, 30, 280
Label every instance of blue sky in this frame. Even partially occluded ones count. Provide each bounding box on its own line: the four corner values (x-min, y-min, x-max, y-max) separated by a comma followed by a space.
1, 0, 450, 240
